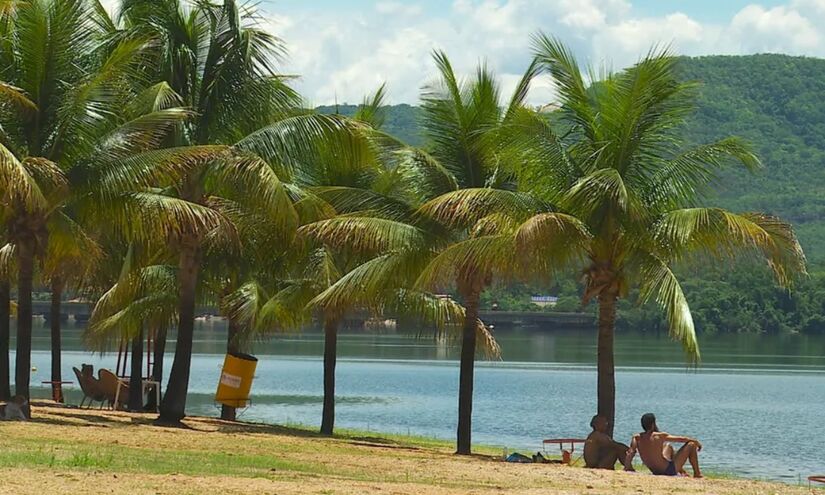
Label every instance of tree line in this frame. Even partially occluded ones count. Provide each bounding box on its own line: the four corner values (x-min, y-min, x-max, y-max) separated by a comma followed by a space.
0, 0, 807, 450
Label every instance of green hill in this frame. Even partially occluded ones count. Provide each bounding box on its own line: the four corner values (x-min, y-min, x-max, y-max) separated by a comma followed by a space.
316, 103, 425, 147
677, 54, 825, 264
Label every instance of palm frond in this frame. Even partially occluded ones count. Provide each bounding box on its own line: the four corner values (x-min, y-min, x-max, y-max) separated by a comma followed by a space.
636, 252, 700, 362
300, 216, 428, 254
393, 148, 458, 200
0, 243, 15, 280
531, 33, 597, 140
419, 188, 544, 227
0, 81, 37, 113
205, 152, 298, 237
646, 137, 760, 208
415, 235, 516, 290
100, 191, 236, 243
234, 113, 361, 179
656, 208, 807, 287
94, 145, 228, 197
354, 82, 387, 128
0, 144, 45, 209
42, 211, 103, 284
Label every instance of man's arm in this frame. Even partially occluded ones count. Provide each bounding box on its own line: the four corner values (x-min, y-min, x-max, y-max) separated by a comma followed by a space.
661, 433, 702, 450
624, 435, 638, 471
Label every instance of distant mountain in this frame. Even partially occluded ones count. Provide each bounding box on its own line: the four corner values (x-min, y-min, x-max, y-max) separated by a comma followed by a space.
318, 54, 825, 263
315, 103, 424, 147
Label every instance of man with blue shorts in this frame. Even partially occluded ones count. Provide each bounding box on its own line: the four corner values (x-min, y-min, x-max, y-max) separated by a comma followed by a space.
625, 413, 703, 478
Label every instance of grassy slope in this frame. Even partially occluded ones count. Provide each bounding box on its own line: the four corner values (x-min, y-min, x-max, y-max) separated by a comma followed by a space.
0, 405, 814, 495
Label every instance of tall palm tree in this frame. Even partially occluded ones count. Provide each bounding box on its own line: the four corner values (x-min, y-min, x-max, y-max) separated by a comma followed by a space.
455, 36, 808, 436
411, 52, 541, 454
299, 54, 549, 453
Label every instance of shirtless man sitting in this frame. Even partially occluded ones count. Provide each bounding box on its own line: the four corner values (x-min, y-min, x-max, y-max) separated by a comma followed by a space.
584, 415, 634, 470
625, 413, 702, 478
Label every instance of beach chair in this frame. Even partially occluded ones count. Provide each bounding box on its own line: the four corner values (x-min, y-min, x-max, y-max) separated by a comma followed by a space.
72, 366, 107, 409
97, 369, 129, 410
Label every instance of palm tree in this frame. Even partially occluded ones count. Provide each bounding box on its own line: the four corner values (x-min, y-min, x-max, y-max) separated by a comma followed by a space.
225, 247, 346, 434
0, 242, 12, 400
411, 52, 541, 454
298, 55, 547, 453
497, 36, 807, 435
116, 0, 359, 424
41, 216, 102, 402
87, 255, 178, 407
0, 0, 191, 402
226, 86, 404, 434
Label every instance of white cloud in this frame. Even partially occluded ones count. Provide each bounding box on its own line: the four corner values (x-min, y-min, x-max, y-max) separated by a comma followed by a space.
260, 1, 825, 106
730, 5, 820, 53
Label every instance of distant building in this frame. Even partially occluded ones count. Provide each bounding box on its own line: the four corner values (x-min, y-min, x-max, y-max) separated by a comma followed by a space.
530, 295, 558, 307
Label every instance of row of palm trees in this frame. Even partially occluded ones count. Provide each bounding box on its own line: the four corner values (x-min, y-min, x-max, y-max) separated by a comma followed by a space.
0, 0, 806, 452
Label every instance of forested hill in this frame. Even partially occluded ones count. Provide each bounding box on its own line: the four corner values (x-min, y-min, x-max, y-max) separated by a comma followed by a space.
319, 54, 825, 264
677, 54, 825, 264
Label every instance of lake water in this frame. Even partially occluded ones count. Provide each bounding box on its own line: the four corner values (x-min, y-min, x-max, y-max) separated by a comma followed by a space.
10, 318, 825, 483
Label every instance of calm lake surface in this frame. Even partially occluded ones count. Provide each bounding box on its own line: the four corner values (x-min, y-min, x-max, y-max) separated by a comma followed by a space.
12, 318, 825, 482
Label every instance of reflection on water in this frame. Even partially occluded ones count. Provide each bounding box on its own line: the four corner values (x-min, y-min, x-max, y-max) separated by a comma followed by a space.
11, 318, 825, 482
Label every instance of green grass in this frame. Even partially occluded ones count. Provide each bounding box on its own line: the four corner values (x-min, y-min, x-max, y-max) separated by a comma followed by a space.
0, 438, 326, 478
0, 427, 504, 490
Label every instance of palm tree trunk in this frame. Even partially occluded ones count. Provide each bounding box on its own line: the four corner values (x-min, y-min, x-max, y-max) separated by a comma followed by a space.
146, 325, 167, 411
158, 243, 200, 425
220, 319, 239, 421
49, 278, 64, 403
128, 326, 144, 411
14, 242, 34, 404
597, 292, 618, 438
320, 316, 338, 436
0, 279, 11, 401
456, 289, 480, 455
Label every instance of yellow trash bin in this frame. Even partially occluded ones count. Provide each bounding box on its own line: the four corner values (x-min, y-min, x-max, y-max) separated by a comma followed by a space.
215, 352, 258, 408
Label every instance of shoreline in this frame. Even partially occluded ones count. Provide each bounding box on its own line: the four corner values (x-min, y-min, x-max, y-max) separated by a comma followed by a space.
0, 403, 817, 494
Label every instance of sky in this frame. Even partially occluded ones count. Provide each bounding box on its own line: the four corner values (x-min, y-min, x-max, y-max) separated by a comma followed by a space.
255, 1, 825, 105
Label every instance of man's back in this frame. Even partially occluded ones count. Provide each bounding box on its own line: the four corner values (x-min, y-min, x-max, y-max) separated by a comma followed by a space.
633, 432, 670, 473
583, 430, 610, 465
